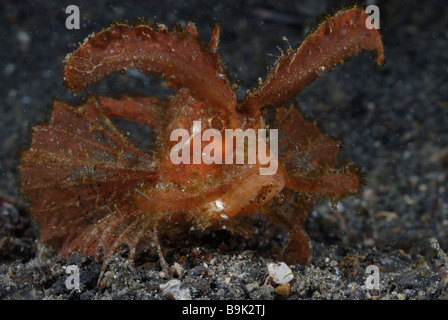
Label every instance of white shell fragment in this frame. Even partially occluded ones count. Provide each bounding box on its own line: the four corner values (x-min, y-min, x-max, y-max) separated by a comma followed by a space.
160, 279, 191, 300
267, 262, 294, 284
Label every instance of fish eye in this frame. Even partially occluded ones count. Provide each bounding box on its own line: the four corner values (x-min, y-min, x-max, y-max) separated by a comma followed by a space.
210, 116, 224, 131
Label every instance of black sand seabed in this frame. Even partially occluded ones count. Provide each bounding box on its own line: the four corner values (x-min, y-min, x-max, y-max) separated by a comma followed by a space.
0, 0, 447, 301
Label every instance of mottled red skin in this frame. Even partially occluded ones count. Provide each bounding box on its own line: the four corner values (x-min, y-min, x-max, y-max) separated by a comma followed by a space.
20, 7, 383, 265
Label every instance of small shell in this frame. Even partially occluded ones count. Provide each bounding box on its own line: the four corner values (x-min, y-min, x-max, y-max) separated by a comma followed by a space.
267, 262, 293, 284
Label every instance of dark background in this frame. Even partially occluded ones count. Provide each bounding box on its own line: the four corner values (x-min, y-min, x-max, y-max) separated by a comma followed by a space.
0, 0, 447, 299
